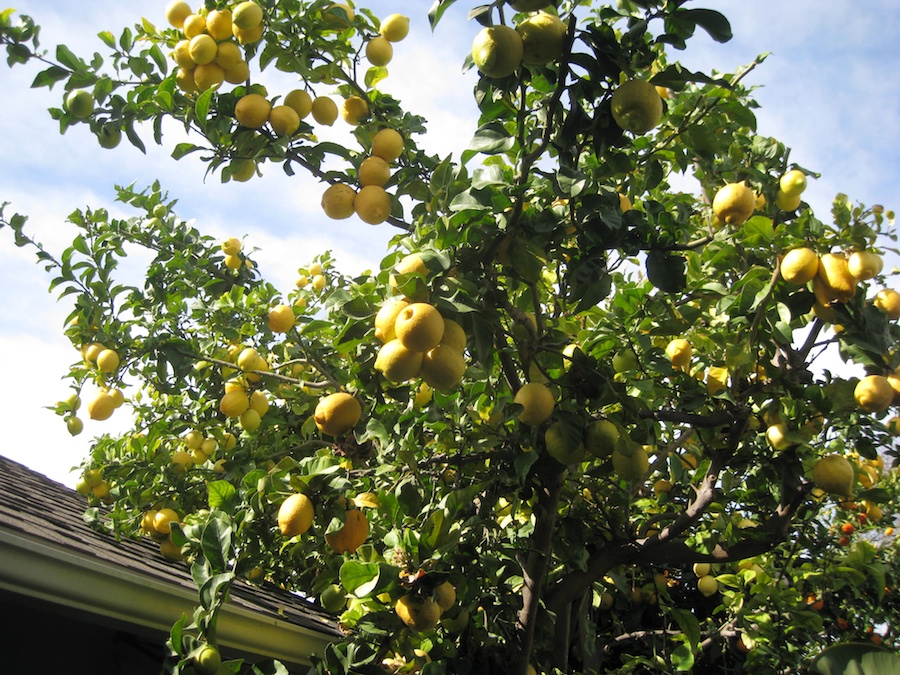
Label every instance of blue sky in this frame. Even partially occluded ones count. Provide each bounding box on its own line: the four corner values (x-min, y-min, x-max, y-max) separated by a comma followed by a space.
0, 1, 898, 485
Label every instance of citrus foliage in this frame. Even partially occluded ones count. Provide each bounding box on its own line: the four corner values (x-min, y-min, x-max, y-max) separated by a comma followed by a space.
3, 1, 900, 673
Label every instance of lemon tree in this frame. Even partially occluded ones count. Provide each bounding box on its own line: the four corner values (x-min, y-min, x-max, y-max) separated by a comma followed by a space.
3, 2, 900, 674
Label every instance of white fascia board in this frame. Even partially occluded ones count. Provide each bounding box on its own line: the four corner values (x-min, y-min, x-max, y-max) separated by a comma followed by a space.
0, 528, 337, 666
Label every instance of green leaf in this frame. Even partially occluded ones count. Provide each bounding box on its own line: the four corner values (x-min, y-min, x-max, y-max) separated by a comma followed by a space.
467, 122, 515, 155
678, 9, 733, 43
195, 87, 214, 129
31, 66, 69, 89
670, 608, 701, 649
208, 480, 236, 511
55, 44, 83, 71
200, 514, 232, 573
340, 560, 380, 595
671, 641, 695, 671
810, 642, 899, 675
428, 0, 457, 30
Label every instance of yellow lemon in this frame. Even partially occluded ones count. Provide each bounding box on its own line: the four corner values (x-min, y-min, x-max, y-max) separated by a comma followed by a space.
321, 183, 357, 219
545, 421, 587, 465
233, 24, 264, 45
229, 158, 255, 182
206, 9, 233, 41
374, 339, 424, 382
514, 382, 555, 426
269, 104, 300, 136
189, 34, 218, 65
665, 338, 691, 371
874, 289, 900, 320
811, 455, 855, 497
610, 79, 664, 135
278, 493, 314, 537
311, 96, 338, 125
420, 344, 467, 391
172, 39, 195, 69
433, 582, 456, 611
366, 36, 393, 66
816, 252, 857, 303
219, 389, 250, 417
697, 575, 719, 597
87, 391, 115, 420
284, 89, 313, 119
612, 445, 649, 482
585, 419, 619, 458
267, 304, 295, 333
223, 60, 250, 84
323, 3, 354, 29
780, 247, 819, 285
472, 25, 523, 78
182, 14, 207, 39
359, 156, 391, 188
193, 63, 225, 90
239, 407, 261, 432
371, 128, 404, 162
235, 93, 271, 128
340, 95, 369, 125
165, 1, 192, 28
374, 298, 410, 343
712, 181, 756, 225
325, 509, 369, 554
775, 189, 801, 211
380, 14, 410, 42
314, 392, 362, 436
394, 303, 444, 352
855, 375, 893, 413
516, 12, 567, 65
847, 250, 883, 281
355, 185, 392, 224
395, 594, 441, 632
232, 1, 263, 30
154, 508, 180, 535
779, 169, 807, 197
96, 348, 120, 373
440, 319, 467, 351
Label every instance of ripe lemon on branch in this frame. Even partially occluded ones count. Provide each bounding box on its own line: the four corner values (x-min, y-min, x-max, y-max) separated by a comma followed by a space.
472, 25, 523, 78
712, 181, 756, 225
278, 493, 314, 537
314, 392, 362, 436
780, 248, 819, 285
811, 455, 855, 498
380, 14, 409, 42
610, 79, 664, 135
516, 12, 567, 65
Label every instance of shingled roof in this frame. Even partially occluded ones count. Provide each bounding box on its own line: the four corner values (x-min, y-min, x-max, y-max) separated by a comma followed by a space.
0, 454, 342, 668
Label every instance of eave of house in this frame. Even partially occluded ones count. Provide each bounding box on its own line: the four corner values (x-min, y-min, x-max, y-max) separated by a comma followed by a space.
0, 526, 338, 667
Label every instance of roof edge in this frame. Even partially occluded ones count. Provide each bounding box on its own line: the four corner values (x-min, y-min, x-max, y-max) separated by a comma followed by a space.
0, 527, 337, 666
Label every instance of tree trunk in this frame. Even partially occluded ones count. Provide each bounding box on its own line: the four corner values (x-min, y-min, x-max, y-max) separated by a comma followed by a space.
510, 465, 565, 674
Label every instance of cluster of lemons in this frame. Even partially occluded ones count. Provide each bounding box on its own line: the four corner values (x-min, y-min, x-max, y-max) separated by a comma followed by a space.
169, 427, 236, 473
471, 3, 568, 78
223, 8, 408, 183
373, 298, 468, 392
394, 581, 457, 632
712, 169, 807, 228
277, 490, 371, 554
75, 341, 126, 427
74, 467, 112, 503
165, 0, 262, 93
321, 127, 405, 226
140, 506, 185, 560
295, 261, 328, 294
217, 346, 273, 432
